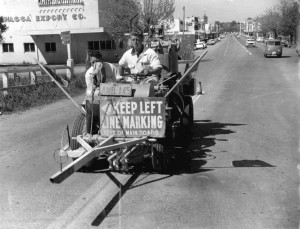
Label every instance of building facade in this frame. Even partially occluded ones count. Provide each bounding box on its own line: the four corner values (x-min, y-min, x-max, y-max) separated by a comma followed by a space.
0, 0, 125, 64
241, 17, 262, 37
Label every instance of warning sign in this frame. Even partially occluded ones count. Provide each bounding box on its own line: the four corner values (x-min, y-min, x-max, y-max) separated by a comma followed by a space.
99, 97, 166, 137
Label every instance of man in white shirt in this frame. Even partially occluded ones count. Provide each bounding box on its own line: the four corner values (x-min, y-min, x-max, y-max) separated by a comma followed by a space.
118, 30, 162, 84
85, 50, 119, 134
85, 50, 119, 96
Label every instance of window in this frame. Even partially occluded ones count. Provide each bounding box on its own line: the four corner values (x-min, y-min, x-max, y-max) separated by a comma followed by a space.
268, 41, 281, 46
2, 43, 14, 52
88, 41, 100, 51
119, 41, 124, 49
45, 42, 56, 52
24, 43, 35, 52
88, 40, 116, 51
103, 40, 116, 50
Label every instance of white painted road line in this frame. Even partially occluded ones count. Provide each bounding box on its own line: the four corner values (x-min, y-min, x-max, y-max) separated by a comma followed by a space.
234, 37, 252, 55
224, 38, 230, 56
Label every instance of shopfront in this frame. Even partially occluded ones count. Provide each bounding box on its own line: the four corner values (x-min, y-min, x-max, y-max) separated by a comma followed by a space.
0, 0, 124, 64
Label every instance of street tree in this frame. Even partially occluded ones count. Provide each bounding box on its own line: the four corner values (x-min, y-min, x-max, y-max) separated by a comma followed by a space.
101, 0, 140, 42
220, 21, 239, 33
259, 7, 281, 38
0, 16, 8, 42
230, 20, 239, 32
278, 0, 299, 43
138, 0, 175, 34
103, 0, 175, 41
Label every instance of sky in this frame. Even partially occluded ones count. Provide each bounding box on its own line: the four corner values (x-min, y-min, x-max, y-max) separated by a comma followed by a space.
174, 0, 280, 22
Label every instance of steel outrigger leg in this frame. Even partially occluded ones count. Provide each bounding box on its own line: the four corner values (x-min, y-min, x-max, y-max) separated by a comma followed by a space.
49, 135, 148, 183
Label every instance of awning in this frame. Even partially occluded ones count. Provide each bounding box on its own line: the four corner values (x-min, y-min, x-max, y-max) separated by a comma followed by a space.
14, 27, 104, 36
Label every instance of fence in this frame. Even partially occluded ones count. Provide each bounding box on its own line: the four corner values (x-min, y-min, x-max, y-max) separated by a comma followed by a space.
0, 66, 70, 96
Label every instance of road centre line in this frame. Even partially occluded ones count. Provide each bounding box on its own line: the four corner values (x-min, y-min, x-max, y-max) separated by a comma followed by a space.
234, 37, 252, 55
224, 38, 230, 56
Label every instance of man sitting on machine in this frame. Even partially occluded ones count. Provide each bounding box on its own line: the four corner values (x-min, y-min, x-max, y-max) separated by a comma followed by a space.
85, 50, 119, 96
117, 29, 162, 84
85, 50, 120, 134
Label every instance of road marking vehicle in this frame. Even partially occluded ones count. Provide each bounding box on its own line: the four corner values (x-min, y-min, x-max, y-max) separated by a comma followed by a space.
37, 41, 207, 184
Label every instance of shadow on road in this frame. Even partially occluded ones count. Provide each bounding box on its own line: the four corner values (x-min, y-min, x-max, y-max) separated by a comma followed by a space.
266, 55, 291, 58
88, 120, 272, 227
170, 120, 246, 174
232, 160, 275, 167
91, 172, 140, 226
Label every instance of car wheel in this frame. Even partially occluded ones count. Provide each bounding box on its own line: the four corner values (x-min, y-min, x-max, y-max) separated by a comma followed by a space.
277, 54, 282, 58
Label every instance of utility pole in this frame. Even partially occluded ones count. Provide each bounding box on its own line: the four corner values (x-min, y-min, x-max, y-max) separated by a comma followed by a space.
240, 22, 241, 34
183, 6, 185, 35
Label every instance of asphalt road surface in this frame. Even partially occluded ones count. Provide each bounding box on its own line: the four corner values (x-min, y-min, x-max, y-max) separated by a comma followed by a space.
0, 35, 299, 229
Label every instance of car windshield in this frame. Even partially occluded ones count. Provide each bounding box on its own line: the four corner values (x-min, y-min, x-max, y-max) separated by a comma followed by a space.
268, 41, 281, 46
247, 39, 254, 41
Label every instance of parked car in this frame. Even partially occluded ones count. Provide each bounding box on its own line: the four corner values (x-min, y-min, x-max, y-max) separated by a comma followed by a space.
264, 39, 282, 58
246, 39, 256, 47
195, 41, 206, 50
196, 39, 207, 47
256, 37, 264, 42
207, 39, 215, 45
280, 39, 290, 47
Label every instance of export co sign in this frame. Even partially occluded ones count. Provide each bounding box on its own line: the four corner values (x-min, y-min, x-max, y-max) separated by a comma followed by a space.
2, 13, 85, 23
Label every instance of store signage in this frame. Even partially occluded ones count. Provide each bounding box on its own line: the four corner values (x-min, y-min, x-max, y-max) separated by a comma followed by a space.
2, 13, 85, 23
3, 16, 32, 22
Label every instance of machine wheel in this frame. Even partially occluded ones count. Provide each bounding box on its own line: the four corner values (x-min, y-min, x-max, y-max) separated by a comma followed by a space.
70, 114, 94, 172
184, 96, 194, 127
167, 92, 184, 123
70, 114, 86, 150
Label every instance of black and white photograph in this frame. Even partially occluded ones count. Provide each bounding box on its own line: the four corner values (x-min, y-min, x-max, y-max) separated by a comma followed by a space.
0, 0, 299, 228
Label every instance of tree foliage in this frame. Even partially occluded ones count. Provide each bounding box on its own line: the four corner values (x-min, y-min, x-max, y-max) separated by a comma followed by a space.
103, 0, 175, 41
278, 0, 299, 37
259, 0, 299, 39
220, 21, 240, 32
0, 16, 8, 42
259, 7, 281, 37
102, 0, 140, 42
138, 0, 175, 33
